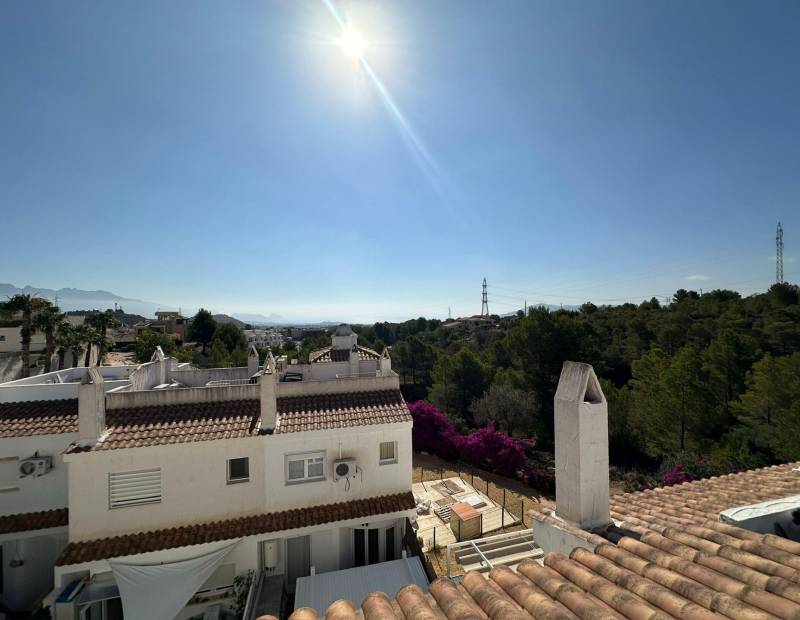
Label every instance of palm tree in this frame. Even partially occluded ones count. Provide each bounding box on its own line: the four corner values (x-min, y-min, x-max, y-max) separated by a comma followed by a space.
56, 324, 78, 370
86, 310, 120, 360
80, 326, 112, 366
70, 325, 88, 368
33, 305, 67, 372
0, 294, 50, 377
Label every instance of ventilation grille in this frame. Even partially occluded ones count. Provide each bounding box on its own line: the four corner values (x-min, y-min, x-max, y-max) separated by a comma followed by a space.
109, 468, 162, 509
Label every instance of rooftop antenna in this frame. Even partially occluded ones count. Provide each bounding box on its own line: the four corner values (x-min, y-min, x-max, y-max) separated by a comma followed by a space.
777, 221, 784, 284
480, 277, 489, 316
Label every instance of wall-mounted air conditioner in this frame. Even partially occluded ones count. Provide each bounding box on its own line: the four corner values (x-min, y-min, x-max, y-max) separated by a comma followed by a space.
333, 457, 358, 482
19, 455, 53, 478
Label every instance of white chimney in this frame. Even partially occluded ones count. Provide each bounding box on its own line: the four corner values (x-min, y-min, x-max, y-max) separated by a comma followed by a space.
78, 367, 106, 446
554, 361, 610, 530
380, 348, 391, 375
349, 345, 360, 376
248, 345, 259, 376
260, 351, 277, 432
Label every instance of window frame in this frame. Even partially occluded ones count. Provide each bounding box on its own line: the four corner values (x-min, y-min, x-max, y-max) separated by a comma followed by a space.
379, 441, 398, 465
226, 457, 250, 484
285, 451, 326, 484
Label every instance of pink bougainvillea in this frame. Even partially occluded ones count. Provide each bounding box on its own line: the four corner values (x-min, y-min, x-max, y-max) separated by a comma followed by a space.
408, 400, 553, 491
662, 464, 692, 486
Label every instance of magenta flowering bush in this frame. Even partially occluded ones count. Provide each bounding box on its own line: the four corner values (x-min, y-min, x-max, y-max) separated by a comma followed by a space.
407, 400, 462, 460
408, 401, 553, 491
662, 463, 692, 486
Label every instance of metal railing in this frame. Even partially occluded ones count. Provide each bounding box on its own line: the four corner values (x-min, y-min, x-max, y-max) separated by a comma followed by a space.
241, 569, 263, 620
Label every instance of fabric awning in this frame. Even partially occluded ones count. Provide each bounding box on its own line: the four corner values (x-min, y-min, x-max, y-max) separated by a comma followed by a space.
110, 540, 239, 620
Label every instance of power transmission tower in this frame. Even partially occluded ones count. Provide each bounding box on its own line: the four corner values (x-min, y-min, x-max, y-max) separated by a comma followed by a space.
448, 306, 452, 320
480, 278, 489, 316
776, 221, 784, 284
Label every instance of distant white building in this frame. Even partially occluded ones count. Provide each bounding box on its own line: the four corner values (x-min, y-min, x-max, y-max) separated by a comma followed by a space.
1, 327, 414, 619
243, 328, 284, 349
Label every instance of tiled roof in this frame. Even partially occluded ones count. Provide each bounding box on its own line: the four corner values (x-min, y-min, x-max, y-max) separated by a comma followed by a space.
275, 389, 411, 433
309, 345, 380, 363
269, 462, 800, 620
0, 508, 68, 535
56, 492, 415, 566
0, 399, 78, 437
66, 399, 260, 453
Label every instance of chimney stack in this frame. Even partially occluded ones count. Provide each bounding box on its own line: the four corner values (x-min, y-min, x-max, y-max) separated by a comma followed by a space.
380, 348, 391, 375
248, 345, 259, 377
259, 350, 277, 432
78, 367, 106, 446
554, 361, 610, 530
349, 345, 360, 377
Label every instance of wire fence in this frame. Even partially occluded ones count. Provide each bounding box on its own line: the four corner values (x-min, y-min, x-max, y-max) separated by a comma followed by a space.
413, 463, 544, 553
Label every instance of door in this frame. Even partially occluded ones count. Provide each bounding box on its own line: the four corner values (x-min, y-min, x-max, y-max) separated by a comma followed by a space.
368, 528, 380, 565
286, 535, 310, 592
354, 529, 366, 567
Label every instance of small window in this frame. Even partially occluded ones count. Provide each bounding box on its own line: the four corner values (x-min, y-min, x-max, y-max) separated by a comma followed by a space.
286, 451, 325, 483
227, 457, 249, 484
379, 441, 397, 465
0, 335, 5, 342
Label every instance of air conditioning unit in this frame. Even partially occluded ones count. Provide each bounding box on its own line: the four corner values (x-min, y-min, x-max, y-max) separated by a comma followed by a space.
19, 455, 53, 478
333, 458, 358, 482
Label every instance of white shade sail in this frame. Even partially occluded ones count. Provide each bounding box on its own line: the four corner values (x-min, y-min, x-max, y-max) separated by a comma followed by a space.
110, 540, 239, 620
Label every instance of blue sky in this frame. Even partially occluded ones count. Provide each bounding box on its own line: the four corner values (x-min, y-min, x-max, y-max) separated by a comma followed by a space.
1, 1, 798, 322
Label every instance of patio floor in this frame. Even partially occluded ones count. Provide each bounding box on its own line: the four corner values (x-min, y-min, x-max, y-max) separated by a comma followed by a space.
412, 476, 519, 551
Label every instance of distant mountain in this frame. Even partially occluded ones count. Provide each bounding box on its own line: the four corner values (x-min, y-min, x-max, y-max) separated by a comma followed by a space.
232, 312, 287, 326
0, 282, 170, 317
213, 314, 246, 329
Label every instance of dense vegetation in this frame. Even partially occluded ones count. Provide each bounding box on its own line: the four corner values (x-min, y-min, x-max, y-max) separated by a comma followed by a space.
354, 283, 800, 486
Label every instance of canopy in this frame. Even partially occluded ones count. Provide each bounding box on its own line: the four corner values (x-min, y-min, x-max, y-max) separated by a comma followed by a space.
110, 540, 239, 620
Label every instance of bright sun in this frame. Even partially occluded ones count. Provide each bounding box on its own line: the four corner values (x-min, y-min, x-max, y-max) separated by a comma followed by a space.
339, 27, 366, 60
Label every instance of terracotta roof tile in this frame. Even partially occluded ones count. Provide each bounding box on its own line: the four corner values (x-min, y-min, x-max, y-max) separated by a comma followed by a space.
65, 398, 260, 453
0, 399, 78, 437
55, 492, 415, 566
275, 389, 411, 433
309, 346, 380, 363
262, 462, 800, 620
0, 508, 68, 535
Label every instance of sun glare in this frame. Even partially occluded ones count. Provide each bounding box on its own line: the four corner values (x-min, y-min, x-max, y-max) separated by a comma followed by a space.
339, 27, 366, 60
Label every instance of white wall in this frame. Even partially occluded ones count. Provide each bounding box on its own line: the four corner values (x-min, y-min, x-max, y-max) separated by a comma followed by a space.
0, 433, 76, 515
66, 436, 266, 541
263, 423, 412, 513
65, 422, 412, 541
0, 327, 46, 354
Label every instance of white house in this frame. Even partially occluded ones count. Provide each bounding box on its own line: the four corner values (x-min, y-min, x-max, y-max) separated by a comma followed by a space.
42, 327, 414, 619
0, 365, 140, 613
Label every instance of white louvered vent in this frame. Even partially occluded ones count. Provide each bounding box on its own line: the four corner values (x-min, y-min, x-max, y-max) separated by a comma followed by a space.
109, 468, 162, 509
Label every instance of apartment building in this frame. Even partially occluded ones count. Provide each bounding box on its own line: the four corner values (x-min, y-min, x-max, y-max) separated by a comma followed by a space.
0, 326, 416, 619
243, 328, 284, 349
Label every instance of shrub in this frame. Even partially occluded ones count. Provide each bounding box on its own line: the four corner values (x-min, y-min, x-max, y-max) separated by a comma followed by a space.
662, 464, 692, 486
408, 401, 461, 461
408, 400, 553, 490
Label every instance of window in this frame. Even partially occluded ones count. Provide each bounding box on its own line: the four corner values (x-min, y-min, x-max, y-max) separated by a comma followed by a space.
227, 457, 249, 484
109, 468, 161, 509
286, 451, 325, 483
379, 441, 397, 465
0, 335, 5, 341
